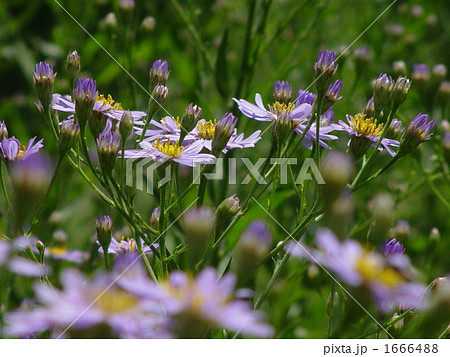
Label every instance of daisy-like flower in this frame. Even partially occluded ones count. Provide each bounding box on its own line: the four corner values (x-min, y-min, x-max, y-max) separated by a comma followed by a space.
0, 136, 44, 163
52, 93, 147, 123
184, 119, 261, 153
335, 113, 399, 158
125, 139, 215, 167
97, 237, 156, 255
5, 266, 169, 338
134, 116, 181, 142
122, 267, 274, 338
287, 229, 427, 312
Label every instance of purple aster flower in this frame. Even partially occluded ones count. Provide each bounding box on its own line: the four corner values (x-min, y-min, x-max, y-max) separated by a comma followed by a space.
381, 239, 405, 256
33, 62, 56, 109
52, 93, 147, 123
287, 228, 427, 312
126, 268, 273, 338
0, 136, 44, 163
135, 116, 181, 141
5, 267, 169, 338
335, 113, 399, 157
398, 113, 435, 156
97, 237, 156, 255
125, 139, 215, 167
33, 62, 56, 85
412, 64, 431, 82
295, 109, 338, 150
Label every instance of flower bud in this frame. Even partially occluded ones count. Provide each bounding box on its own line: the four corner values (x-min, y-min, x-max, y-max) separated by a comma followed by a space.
10, 154, 52, 225
96, 215, 113, 252
273, 80, 292, 105
211, 113, 237, 156
182, 207, 215, 265
58, 119, 80, 155
391, 76, 411, 110
33, 62, 56, 111
443, 132, 450, 165
320, 151, 353, 203
373, 73, 393, 120
387, 119, 404, 139
314, 50, 338, 95
140, 16, 155, 33
398, 113, 435, 157
322, 80, 343, 113
353, 46, 371, 75
429, 277, 447, 292
149, 84, 168, 114
233, 221, 272, 283
0, 121, 8, 141
432, 64, 447, 82
149, 207, 160, 231
368, 193, 394, 243
180, 103, 202, 138
96, 130, 121, 174
119, 110, 134, 139
119, 0, 134, 12
272, 111, 292, 147
393, 61, 407, 77
65, 51, 81, 84
215, 194, 240, 224
73, 77, 97, 132
149, 60, 169, 90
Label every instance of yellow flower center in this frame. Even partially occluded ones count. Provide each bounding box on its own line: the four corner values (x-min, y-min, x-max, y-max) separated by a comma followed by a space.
152, 139, 184, 158
94, 289, 138, 313
351, 113, 384, 137
118, 237, 137, 251
197, 120, 216, 140
49, 246, 68, 255
355, 252, 404, 287
96, 94, 123, 110
268, 101, 296, 117
16, 144, 27, 159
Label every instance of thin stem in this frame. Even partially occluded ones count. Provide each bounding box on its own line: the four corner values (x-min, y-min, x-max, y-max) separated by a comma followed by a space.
0, 162, 11, 209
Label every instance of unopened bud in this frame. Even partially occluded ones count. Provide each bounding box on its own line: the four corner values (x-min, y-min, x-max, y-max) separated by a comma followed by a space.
215, 194, 240, 224
149, 84, 168, 114
322, 80, 343, 113
65, 51, 81, 84
149, 60, 169, 90
0, 121, 8, 141
314, 50, 338, 95
429, 227, 440, 242
387, 119, 404, 139
96, 215, 113, 252
181, 103, 202, 137
96, 130, 121, 174
59, 119, 80, 155
33, 62, 56, 111
273, 111, 292, 147
391, 76, 411, 110
182, 207, 215, 265
364, 97, 375, 118
233, 221, 272, 283
373, 73, 393, 120
273, 80, 292, 105
119, 110, 134, 139
211, 113, 237, 156
73, 77, 97, 132
149, 207, 160, 231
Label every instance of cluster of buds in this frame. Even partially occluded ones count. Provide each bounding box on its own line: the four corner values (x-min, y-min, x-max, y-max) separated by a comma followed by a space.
211, 113, 237, 156
33, 62, 56, 111
314, 50, 338, 95
273, 80, 292, 105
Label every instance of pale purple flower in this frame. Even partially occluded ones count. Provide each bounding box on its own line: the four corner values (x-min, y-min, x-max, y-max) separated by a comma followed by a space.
52, 93, 147, 122
0, 136, 44, 163
287, 228, 427, 312
335, 114, 399, 156
33, 62, 56, 84
134, 116, 180, 141
6, 267, 169, 338
125, 139, 215, 167
123, 268, 274, 338
45, 246, 88, 264
412, 64, 431, 82
97, 237, 156, 255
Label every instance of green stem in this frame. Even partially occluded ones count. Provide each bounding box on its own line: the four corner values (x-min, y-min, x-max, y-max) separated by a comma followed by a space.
0, 162, 11, 209
158, 180, 168, 274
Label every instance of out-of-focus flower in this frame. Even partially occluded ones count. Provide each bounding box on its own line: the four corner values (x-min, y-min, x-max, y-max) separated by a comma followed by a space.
353, 46, 372, 74
97, 237, 155, 255
412, 64, 431, 83
398, 113, 435, 156
443, 132, 450, 164
335, 114, 399, 158
393, 61, 407, 77
437, 81, 450, 108
432, 64, 447, 81
287, 229, 427, 312
141, 16, 156, 32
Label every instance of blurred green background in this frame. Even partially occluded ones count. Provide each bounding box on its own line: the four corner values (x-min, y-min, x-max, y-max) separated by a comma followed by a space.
0, 0, 449, 337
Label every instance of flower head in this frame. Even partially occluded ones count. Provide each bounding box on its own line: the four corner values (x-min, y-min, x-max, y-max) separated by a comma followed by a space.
381, 239, 405, 256
0, 137, 44, 164
314, 50, 338, 93
335, 114, 399, 158
398, 113, 435, 156
33, 62, 56, 109
287, 229, 427, 312
149, 60, 169, 89
323, 80, 343, 111
273, 80, 293, 104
